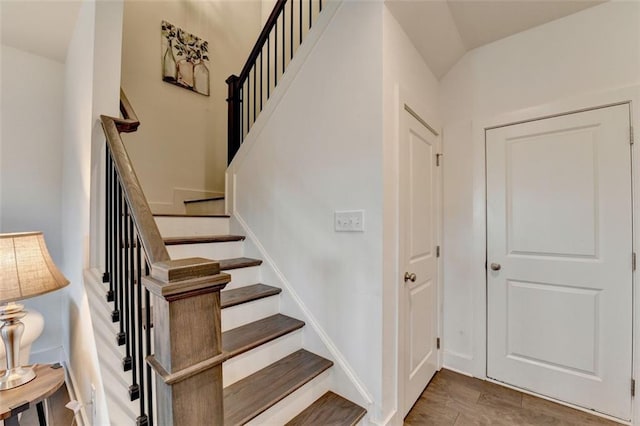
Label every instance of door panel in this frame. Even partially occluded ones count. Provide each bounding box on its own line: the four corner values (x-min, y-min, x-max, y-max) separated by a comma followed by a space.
401, 107, 439, 416
487, 104, 632, 420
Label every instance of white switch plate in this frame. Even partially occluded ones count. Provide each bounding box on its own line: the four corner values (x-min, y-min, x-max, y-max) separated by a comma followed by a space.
335, 210, 365, 232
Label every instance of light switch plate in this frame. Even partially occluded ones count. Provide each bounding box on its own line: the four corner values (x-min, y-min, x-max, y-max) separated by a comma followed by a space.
335, 210, 365, 232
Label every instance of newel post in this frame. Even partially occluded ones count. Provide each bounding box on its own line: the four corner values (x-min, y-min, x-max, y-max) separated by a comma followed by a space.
226, 74, 241, 165
143, 258, 230, 425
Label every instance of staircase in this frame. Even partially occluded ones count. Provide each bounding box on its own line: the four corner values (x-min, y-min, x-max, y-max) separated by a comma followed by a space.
98, 212, 367, 424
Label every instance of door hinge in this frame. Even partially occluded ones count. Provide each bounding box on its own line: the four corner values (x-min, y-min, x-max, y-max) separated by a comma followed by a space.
436, 246, 440, 257
437, 337, 441, 350
631, 126, 635, 145
633, 252, 637, 272
436, 153, 442, 166
632, 379, 636, 397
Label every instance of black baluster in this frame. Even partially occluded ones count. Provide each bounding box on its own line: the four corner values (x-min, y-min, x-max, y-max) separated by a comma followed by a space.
112, 179, 121, 324
135, 236, 146, 423
108, 162, 116, 303
144, 261, 153, 426
282, 9, 286, 73
238, 86, 244, 141
260, 51, 263, 112
116, 184, 125, 345
122, 202, 132, 364
319, 0, 322, 12
291, 0, 294, 59
267, 36, 271, 98
103, 148, 111, 287
253, 65, 256, 125
128, 218, 139, 399
309, 0, 312, 27
275, 21, 278, 85
300, 0, 303, 45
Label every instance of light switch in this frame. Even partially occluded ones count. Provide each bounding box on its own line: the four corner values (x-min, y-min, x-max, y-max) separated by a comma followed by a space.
335, 210, 364, 232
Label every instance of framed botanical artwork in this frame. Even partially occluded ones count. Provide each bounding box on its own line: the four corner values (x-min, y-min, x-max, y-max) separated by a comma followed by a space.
161, 20, 210, 96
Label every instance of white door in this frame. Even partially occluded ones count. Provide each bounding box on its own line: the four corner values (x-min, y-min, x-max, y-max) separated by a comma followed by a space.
400, 106, 439, 417
486, 104, 633, 420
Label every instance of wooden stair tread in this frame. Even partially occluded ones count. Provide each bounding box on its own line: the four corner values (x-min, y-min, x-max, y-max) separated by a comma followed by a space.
222, 314, 304, 359
221, 284, 282, 308
152, 213, 230, 218
184, 196, 225, 204
285, 391, 367, 426
219, 257, 263, 270
224, 349, 333, 425
163, 235, 245, 245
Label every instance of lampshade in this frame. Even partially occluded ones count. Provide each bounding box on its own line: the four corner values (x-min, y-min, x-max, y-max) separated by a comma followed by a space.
0, 232, 69, 304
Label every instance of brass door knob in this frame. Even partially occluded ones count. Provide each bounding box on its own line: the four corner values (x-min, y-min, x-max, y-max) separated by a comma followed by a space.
404, 272, 417, 283
490, 263, 501, 271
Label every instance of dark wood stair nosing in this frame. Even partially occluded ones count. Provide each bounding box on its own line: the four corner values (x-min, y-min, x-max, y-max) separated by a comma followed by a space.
221, 284, 282, 309
184, 196, 225, 204
219, 257, 263, 271
223, 349, 333, 425
163, 235, 245, 245
285, 391, 367, 426
222, 313, 304, 361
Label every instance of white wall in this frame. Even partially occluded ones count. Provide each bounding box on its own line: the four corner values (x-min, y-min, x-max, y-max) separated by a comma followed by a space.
440, 1, 640, 380
61, 0, 124, 423
228, 1, 386, 421
120, 0, 261, 213
0, 45, 66, 360
381, 6, 441, 424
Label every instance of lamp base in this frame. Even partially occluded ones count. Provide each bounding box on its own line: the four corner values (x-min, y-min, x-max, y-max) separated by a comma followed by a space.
0, 365, 36, 390
0, 303, 37, 390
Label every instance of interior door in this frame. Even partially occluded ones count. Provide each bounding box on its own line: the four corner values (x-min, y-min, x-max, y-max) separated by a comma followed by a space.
400, 106, 439, 417
486, 104, 633, 420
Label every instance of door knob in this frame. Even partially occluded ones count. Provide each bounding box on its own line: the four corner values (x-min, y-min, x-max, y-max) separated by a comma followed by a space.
404, 272, 417, 283
490, 263, 501, 271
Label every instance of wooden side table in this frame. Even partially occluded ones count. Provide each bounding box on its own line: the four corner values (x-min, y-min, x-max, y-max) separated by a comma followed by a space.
0, 364, 65, 426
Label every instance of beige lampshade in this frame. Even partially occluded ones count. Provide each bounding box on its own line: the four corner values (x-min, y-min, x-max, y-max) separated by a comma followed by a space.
0, 232, 69, 304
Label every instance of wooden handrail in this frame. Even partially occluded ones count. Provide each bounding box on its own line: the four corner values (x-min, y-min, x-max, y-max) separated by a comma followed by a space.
117, 89, 141, 133
101, 90, 231, 424
100, 108, 170, 265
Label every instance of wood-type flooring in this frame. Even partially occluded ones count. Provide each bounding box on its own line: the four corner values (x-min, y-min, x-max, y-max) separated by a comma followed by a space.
405, 369, 622, 426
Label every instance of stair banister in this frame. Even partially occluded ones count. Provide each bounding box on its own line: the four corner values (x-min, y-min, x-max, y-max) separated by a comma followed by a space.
100, 90, 230, 425
227, 0, 324, 164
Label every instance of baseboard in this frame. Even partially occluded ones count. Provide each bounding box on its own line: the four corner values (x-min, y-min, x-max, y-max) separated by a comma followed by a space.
62, 351, 89, 426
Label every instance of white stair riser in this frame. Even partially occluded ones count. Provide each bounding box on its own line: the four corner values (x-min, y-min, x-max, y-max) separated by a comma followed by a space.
223, 266, 262, 290
245, 370, 332, 425
154, 216, 229, 237
223, 331, 302, 387
185, 199, 225, 216
222, 296, 280, 332
167, 241, 244, 261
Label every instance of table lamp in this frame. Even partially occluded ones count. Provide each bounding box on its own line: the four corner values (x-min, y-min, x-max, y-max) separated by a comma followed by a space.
0, 232, 69, 390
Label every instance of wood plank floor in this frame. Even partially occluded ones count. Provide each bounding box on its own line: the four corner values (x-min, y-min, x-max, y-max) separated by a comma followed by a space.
405, 369, 622, 426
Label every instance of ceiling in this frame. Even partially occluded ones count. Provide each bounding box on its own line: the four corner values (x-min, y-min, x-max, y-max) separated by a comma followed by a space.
1, 1, 81, 63
0, 0, 606, 73
385, 0, 607, 79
